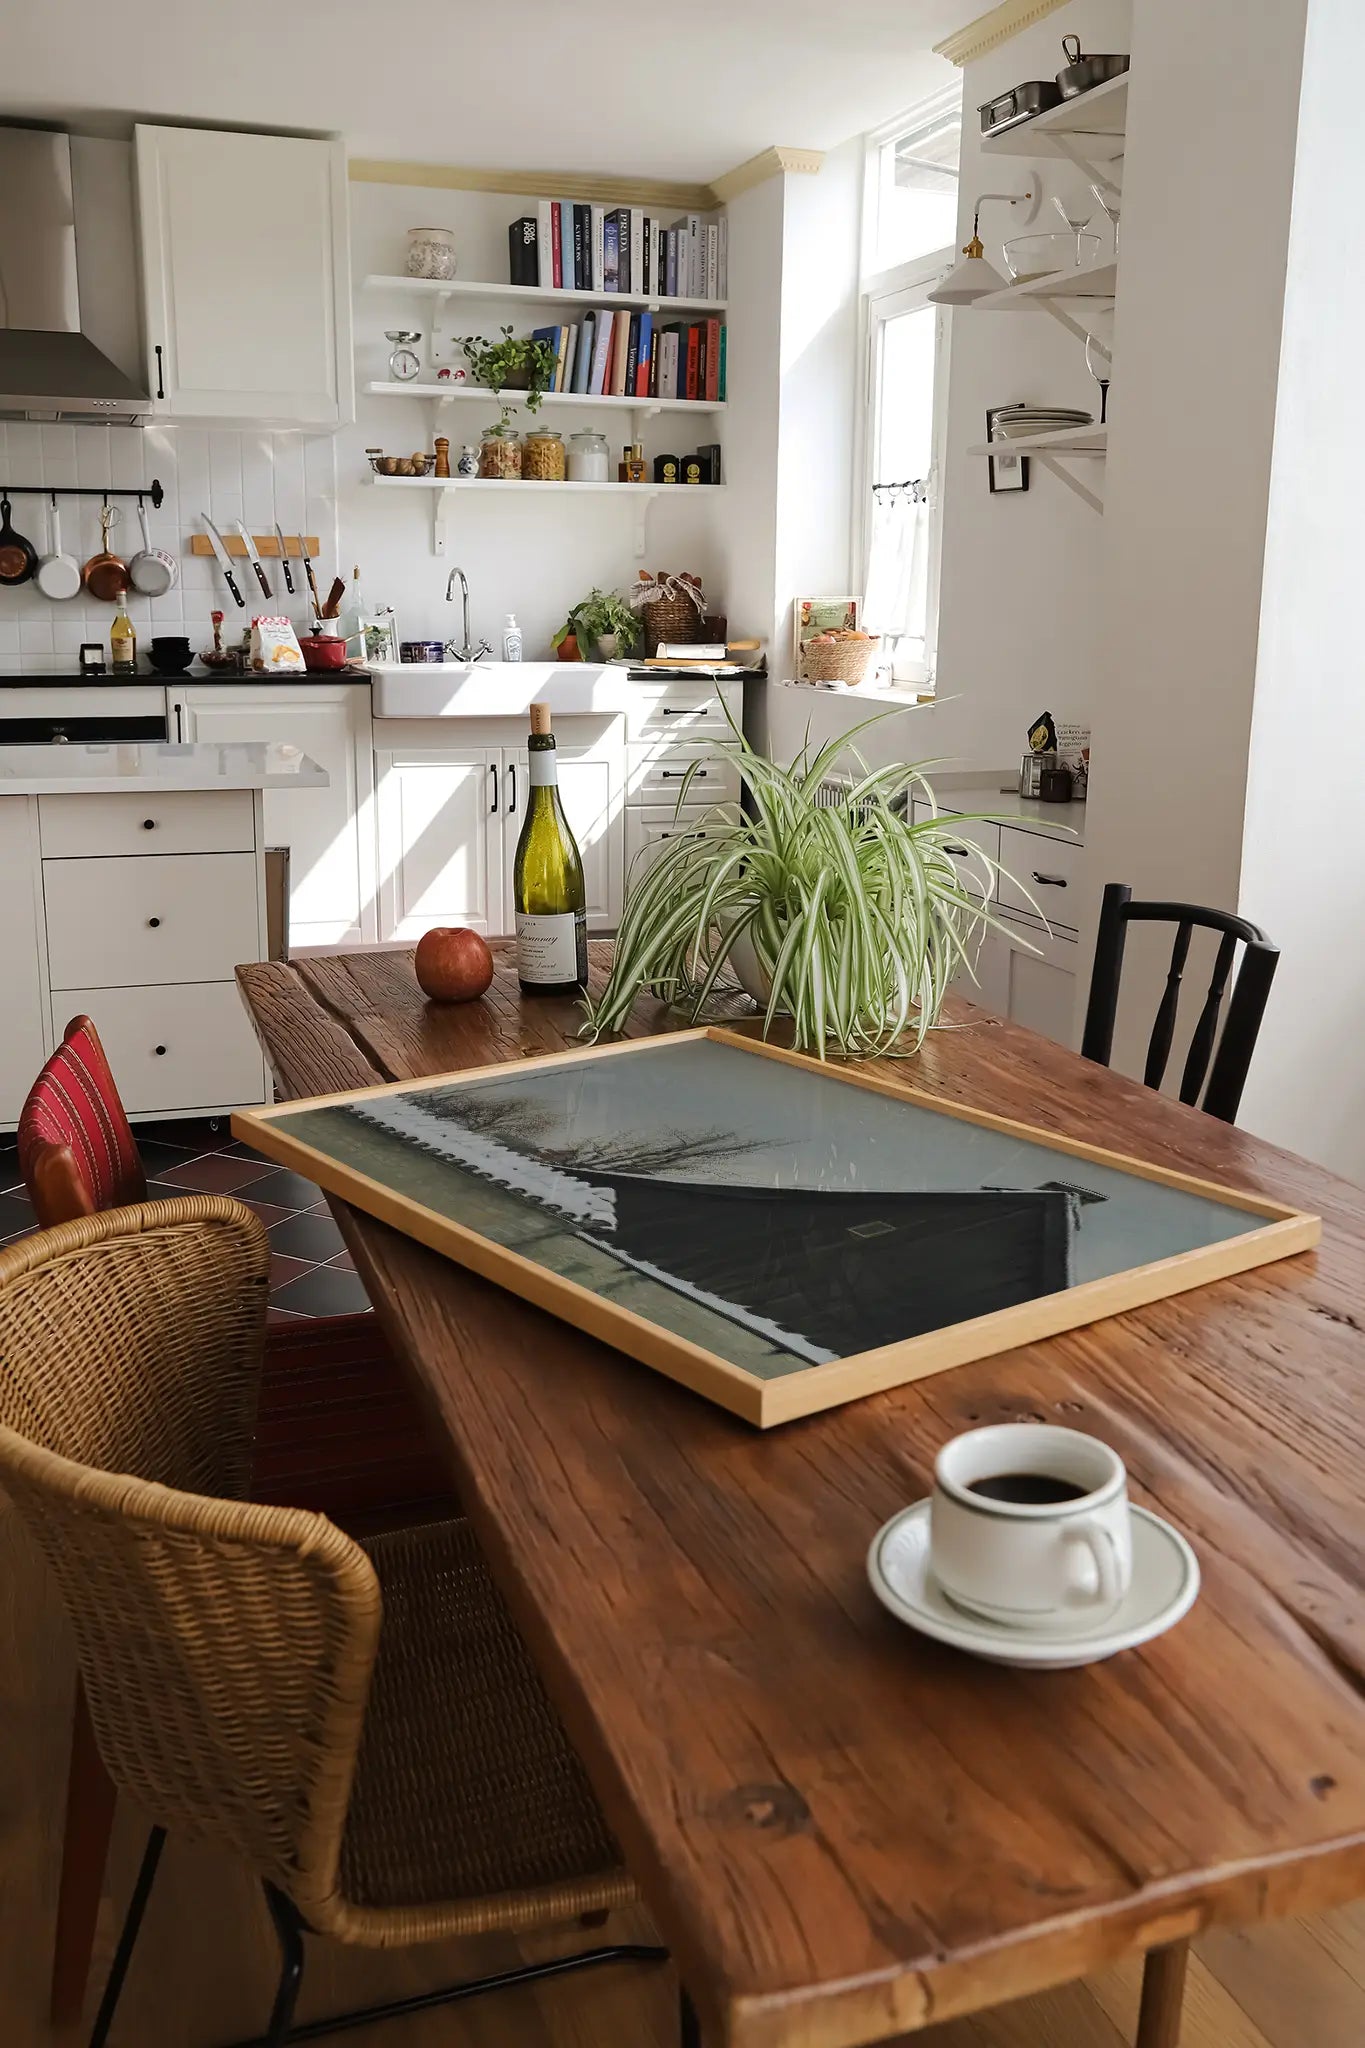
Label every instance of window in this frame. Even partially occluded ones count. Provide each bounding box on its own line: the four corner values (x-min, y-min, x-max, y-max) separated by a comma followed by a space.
858, 91, 960, 686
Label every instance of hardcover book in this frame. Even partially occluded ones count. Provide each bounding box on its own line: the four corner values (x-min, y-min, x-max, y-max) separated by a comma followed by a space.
509, 215, 538, 287
603, 213, 620, 292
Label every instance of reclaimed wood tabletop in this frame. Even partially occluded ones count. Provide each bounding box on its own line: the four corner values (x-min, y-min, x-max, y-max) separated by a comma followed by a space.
237, 942, 1365, 2048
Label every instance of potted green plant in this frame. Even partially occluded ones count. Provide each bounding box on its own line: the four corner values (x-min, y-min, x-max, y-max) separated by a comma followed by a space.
584, 712, 1027, 1059
552, 587, 642, 662
458, 325, 558, 429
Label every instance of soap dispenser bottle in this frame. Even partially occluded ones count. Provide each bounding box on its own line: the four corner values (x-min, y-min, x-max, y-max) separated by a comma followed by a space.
503, 614, 523, 662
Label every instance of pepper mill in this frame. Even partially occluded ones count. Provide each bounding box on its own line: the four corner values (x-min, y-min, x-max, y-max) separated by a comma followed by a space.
433, 435, 451, 478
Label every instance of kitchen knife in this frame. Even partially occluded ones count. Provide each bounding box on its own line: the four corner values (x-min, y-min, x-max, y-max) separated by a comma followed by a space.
274, 523, 296, 596
202, 514, 246, 609
298, 533, 321, 619
234, 520, 272, 600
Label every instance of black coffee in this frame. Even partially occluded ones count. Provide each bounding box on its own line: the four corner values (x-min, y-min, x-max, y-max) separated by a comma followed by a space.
967, 1472, 1089, 1505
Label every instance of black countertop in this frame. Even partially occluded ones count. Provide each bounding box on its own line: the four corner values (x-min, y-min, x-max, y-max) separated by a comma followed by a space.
0, 671, 372, 687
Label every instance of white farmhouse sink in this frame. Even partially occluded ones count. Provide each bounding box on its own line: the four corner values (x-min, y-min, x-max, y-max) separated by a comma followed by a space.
369, 660, 617, 718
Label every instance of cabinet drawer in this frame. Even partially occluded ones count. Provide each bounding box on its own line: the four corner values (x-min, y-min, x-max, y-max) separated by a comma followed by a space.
626, 751, 740, 808
624, 682, 736, 742
625, 806, 709, 878
39, 790, 256, 858
53, 982, 267, 1114
913, 810, 1000, 902
997, 829, 1084, 930
44, 854, 261, 990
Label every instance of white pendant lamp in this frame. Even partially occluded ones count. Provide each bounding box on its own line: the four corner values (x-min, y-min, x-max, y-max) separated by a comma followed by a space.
928, 189, 1032, 304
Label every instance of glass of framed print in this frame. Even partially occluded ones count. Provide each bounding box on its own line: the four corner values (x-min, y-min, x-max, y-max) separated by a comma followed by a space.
234, 1032, 1318, 1428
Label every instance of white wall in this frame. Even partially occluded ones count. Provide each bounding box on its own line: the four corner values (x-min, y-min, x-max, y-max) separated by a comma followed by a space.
344, 183, 728, 659
717, 176, 784, 657
927, 0, 1129, 771
1077, 0, 1310, 1078
1235, 0, 1365, 1176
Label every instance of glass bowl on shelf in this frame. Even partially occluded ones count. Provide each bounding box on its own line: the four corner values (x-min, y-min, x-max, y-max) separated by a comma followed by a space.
1002, 231, 1101, 282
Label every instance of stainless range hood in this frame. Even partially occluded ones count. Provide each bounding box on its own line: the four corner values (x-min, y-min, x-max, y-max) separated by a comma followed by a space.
0, 126, 150, 423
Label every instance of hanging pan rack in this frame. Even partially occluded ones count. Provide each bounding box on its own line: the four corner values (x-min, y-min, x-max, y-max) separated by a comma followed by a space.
0, 481, 165, 508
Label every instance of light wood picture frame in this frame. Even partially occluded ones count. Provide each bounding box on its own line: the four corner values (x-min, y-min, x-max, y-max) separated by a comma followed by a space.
233, 1030, 1319, 1428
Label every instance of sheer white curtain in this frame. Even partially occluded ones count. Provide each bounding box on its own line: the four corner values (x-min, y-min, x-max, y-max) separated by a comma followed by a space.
863, 488, 930, 669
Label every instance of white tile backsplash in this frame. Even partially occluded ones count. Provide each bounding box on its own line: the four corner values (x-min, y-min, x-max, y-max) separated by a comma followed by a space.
0, 420, 338, 670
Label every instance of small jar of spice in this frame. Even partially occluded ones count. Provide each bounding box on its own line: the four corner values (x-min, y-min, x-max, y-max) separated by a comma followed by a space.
522, 427, 566, 481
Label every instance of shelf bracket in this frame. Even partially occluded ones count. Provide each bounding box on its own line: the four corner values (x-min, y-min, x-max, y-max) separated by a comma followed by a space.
1039, 301, 1102, 347
430, 483, 452, 556
1051, 134, 1122, 198
1035, 453, 1104, 515
632, 495, 650, 559
428, 292, 458, 369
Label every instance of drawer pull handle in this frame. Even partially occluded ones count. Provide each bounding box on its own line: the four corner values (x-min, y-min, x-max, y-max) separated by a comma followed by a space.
488, 762, 498, 814
154, 1044, 167, 1056
142, 818, 157, 831
1032, 871, 1068, 887
945, 843, 970, 857
661, 769, 706, 779
147, 917, 162, 929
662, 703, 713, 715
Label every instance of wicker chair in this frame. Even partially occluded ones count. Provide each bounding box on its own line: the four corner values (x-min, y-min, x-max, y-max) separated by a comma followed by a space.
19, 1013, 459, 2029
0, 1203, 666, 2048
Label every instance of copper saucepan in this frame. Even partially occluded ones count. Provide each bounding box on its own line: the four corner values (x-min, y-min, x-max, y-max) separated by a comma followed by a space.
83, 504, 129, 602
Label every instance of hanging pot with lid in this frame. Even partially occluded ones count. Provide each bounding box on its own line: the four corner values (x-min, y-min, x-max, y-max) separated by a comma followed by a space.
1056, 34, 1130, 99
0, 495, 39, 586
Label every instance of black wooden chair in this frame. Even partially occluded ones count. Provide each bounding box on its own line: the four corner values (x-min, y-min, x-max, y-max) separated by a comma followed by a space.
1081, 883, 1279, 1124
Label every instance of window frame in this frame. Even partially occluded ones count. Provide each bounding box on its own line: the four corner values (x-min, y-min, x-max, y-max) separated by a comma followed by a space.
854, 248, 955, 687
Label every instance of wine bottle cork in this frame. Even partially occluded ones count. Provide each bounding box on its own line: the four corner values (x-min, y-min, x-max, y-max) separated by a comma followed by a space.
529, 702, 552, 736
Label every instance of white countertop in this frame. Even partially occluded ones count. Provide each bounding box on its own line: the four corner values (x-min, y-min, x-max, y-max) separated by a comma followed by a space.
0, 741, 330, 797
930, 781, 1086, 845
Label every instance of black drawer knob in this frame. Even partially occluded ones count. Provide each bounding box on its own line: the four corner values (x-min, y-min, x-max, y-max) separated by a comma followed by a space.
147, 916, 161, 928
142, 818, 156, 830
154, 1044, 167, 1056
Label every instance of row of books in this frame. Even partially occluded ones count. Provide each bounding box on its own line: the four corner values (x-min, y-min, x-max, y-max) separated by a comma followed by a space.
509, 203, 727, 302
529, 311, 726, 403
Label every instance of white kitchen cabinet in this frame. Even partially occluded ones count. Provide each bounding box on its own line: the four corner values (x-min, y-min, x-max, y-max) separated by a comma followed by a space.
0, 801, 49, 1126
505, 743, 623, 932
375, 745, 502, 941
177, 685, 377, 948
970, 916, 1080, 1049
372, 721, 625, 944
134, 125, 353, 425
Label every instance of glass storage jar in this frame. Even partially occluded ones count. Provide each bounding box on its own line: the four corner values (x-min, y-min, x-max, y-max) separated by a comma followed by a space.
479, 427, 522, 479
522, 427, 566, 481
567, 429, 610, 482
405, 226, 457, 279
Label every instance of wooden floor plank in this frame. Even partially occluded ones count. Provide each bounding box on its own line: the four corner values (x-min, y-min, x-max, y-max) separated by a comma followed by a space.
1197, 1916, 1365, 2047
1302, 1897, 1365, 1994
1089, 1949, 1275, 2048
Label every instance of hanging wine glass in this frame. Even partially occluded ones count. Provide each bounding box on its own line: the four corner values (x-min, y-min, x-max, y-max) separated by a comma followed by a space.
1087, 178, 1121, 258
1052, 194, 1095, 267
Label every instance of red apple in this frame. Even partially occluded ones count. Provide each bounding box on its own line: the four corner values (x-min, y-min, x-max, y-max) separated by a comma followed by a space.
414, 926, 495, 1003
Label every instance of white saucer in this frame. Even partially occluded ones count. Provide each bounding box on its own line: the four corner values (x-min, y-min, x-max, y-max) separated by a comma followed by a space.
867, 1501, 1200, 1669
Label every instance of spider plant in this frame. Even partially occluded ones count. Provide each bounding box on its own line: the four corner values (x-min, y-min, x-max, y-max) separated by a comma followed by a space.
584, 711, 1029, 1059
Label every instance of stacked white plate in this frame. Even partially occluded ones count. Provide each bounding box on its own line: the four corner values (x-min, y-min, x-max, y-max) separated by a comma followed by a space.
992, 406, 1093, 441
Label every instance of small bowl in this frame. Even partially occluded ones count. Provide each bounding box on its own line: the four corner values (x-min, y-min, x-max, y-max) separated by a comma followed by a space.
1003, 231, 1101, 282
368, 453, 437, 478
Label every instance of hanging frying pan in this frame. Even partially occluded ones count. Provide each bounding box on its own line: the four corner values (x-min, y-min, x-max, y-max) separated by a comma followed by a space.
35, 499, 82, 601
0, 495, 39, 586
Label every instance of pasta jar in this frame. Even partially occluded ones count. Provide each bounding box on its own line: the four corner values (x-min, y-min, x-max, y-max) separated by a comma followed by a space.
479, 427, 522, 480
522, 427, 566, 481
405, 226, 457, 279
567, 429, 610, 482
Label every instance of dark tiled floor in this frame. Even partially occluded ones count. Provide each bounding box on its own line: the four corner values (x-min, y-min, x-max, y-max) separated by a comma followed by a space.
0, 1119, 367, 1322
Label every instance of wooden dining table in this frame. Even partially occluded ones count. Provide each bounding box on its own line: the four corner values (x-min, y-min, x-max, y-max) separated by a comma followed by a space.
237, 942, 1365, 2048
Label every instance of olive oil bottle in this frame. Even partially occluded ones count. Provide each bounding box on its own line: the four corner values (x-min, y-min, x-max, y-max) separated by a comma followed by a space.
513, 703, 588, 995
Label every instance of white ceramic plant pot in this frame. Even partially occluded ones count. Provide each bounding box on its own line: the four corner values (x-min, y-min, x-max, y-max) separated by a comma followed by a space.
596, 631, 619, 660
729, 928, 788, 1012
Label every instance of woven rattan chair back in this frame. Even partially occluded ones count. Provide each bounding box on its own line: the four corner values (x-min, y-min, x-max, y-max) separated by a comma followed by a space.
0, 1202, 383, 1924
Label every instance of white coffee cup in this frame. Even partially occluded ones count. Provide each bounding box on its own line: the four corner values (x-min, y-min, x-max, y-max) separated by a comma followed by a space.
929, 1424, 1132, 1631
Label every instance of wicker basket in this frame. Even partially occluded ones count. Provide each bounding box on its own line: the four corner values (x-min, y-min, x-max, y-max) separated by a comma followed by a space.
642, 597, 700, 652
800, 635, 878, 686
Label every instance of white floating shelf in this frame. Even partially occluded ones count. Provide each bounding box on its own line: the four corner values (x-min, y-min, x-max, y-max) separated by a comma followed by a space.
362, 273, 727, 316
364, 380, 725, 415
967, 424, 1106, 456
361, 468, 725, 557
980, 75, 1127, 160
973, 259, 1118, 312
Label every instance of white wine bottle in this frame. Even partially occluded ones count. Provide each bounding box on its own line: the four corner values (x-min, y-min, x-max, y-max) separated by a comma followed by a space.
514, 703, 588, 995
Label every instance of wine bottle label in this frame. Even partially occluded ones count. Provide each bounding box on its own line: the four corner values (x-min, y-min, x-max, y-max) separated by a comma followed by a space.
516, 910, 584, 983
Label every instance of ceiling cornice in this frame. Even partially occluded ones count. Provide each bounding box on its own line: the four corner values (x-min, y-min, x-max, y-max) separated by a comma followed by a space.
348, 159, 716, 212
933, 0, 1071, 68
709, 146, 825, 204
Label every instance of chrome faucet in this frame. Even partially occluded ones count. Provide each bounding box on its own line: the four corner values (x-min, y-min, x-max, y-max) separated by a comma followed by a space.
444, 566, 491, 663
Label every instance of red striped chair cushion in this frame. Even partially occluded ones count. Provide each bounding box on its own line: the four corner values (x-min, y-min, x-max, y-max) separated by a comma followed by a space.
17, 1016, 146, 1218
